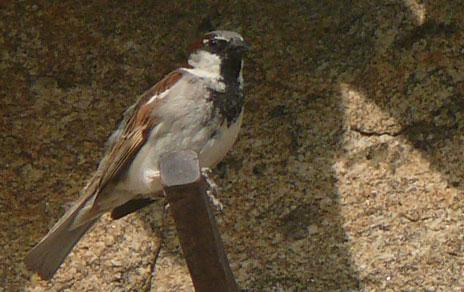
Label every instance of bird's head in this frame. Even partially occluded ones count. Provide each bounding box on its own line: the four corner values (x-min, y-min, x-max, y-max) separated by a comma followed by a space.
187, 31, 249, 81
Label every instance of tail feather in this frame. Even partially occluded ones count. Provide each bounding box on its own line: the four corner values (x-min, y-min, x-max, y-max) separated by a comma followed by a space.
25, 218, 98, 280
25, 197, 100, 280
25, 178, 132, 279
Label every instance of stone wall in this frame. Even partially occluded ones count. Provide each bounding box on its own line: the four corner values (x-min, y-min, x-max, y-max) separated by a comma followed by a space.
1, 1, 463, 290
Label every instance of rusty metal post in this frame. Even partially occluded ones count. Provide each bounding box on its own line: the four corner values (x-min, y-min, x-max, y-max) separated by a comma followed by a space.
159, 150, 239, 292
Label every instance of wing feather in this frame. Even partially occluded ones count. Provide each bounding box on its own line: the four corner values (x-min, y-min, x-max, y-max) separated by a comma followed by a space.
71, 70, 183, 226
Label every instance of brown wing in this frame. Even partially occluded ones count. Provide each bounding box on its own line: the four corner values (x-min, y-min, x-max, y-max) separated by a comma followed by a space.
73, 70, 183, 224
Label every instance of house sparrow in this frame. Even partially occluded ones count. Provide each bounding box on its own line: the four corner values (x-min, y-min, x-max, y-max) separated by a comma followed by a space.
25, 30, 248, 280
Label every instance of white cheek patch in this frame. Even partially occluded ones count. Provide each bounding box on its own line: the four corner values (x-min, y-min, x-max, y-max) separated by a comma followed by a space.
187, 50, 222, 78
186, 50, 225, 92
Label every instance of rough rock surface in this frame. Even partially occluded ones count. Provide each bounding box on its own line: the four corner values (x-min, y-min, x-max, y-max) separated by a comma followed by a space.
1, 1, 463, 291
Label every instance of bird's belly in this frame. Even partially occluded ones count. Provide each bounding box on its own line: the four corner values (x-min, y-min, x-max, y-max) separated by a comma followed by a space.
198, 111, 243, 168
113, 111, 242, 195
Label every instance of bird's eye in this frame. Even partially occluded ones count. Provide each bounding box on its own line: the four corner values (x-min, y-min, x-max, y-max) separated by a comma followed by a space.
209, 39, 218, 46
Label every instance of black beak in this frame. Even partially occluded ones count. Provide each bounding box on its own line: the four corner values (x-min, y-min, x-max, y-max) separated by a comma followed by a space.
231, 39, 250, 54
240, 42, 251, 53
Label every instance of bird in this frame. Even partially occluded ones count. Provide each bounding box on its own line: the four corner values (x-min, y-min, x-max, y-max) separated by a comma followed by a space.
25, 30, 248, 280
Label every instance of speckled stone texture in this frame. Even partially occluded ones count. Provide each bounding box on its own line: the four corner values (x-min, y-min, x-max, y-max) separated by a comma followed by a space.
1, 1, 463, 291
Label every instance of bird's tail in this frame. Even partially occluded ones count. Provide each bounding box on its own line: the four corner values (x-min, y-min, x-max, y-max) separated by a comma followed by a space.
25, 195, 100, 280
